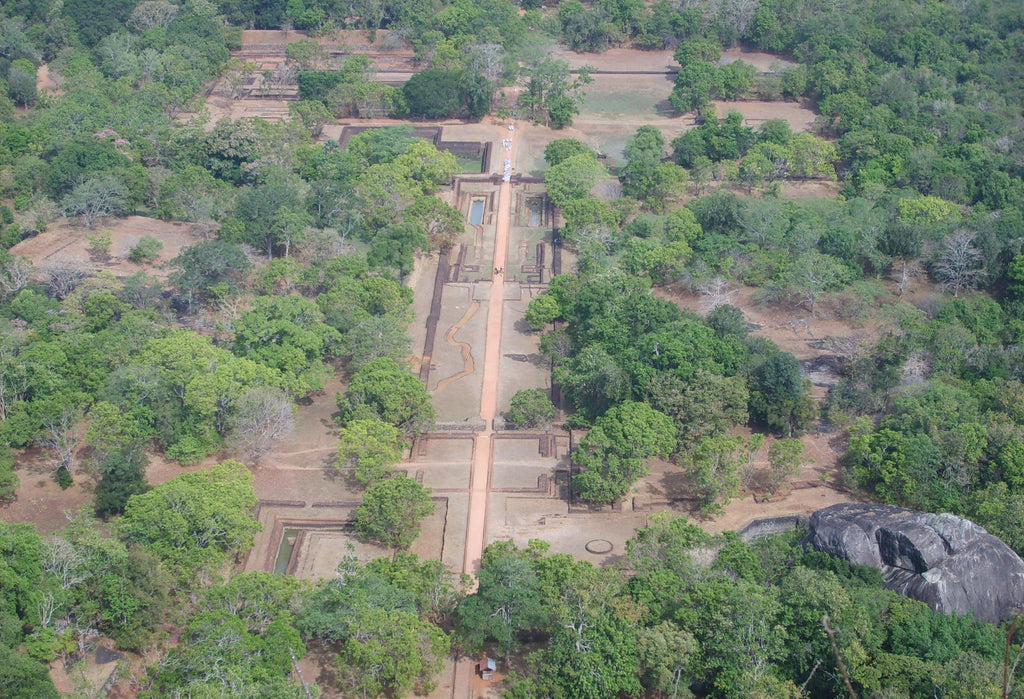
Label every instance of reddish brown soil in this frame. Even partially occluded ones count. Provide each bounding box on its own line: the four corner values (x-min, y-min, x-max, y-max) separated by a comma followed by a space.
549, 46, 795, 73
36, 63, 62, 96
10, 216, 203, 279
0, 450, 210, 535
1, 447, 94, 535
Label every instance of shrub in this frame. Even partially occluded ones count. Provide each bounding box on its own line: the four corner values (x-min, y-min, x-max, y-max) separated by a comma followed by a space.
129, 235, 163, 263
54, 465, 73, 489
0, 445, 17, 502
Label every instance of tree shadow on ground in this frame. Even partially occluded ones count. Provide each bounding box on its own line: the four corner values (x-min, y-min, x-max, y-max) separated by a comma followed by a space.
513, 318, 537, 334
654, 98, 681, 118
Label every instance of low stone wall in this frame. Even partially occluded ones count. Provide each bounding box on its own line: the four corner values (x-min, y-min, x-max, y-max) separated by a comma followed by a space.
432, 420, 487, 432
737, 514, 808, 542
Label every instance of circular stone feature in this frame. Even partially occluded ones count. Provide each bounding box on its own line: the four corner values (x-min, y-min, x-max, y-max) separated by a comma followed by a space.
585, 539, 613, 554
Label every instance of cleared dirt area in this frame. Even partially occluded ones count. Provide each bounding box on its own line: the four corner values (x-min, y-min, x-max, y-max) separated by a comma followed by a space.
36, 63, 62, 96
1, 450, 209, 535
10, 216, 203, 279
711, 98, 818, 131
549, 46, 795, 74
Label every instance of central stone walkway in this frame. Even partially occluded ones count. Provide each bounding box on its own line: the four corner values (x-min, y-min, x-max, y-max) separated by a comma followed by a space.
462, 124, 517, 578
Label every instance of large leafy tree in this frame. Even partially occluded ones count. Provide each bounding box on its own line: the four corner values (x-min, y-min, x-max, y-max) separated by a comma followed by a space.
44, 517, 171, 651
0, 521, 45, 643
533, 555, 644, 699
199, 571, 305, 632
119, 460, 261, 580
402, 68, 466, 118
232, 294, 342, 395
748, 351, 815, 437
317, 275, 413, 334
123, 330, 284, 461
93, 451, 150, 519
353, 475, 435, 549
506, 388, 556, 429
544, 152, 607, 208
638, 621, 698, 699
336, 606, 449, 698
367, 221, 428, 278
572, 401, 676, 504
554, 345, 632, 420
338, 357, 435, 436
0, 444, 17, 503
521, 57, 591, 128
539, 613, 643, 699
404, 195, 463, 251
364, 552, 466, 626
619, 125, 665, 199
643, 369, 748, 447
169, 240, 253, 310
456, 542, 549, 661
151, 610, 306, 696
298, 561, 451, 696
544, 138, 594, 167
335, 417, 406, 486
61, 173, 127, 229
0, 645, 59, 699
680, 433, 759, 515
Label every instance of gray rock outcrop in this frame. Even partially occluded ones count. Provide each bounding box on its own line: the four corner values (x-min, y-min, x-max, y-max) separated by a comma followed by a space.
803, 503, 1024, 624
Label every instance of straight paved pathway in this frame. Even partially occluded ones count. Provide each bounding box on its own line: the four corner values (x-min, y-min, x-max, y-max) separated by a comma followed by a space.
462, 123, 517, 578
451, 123, 518, 699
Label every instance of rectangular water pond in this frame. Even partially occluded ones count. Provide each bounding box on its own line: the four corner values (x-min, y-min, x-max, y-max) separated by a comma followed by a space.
469, 199, 485, 225
274, 528, 300, 575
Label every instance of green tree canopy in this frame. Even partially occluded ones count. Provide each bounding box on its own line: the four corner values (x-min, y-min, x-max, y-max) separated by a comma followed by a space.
232, 294, 343, 395
456, 542, 548, 661
402, 68, 467, 119
506, 388, 557, 429
544, 138, 594, 167
336, 606, 449, 698
572, 401, 676, 504
353, 475, 435, 549
119, 460, 261, 579
169, 240, 253, 309
545, 152, 607, 208
749, 350, 815, 437
335, 417, 406, 486
338, 357, 435, 436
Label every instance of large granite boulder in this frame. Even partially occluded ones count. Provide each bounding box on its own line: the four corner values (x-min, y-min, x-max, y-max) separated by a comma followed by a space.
803, 503, 1024, 624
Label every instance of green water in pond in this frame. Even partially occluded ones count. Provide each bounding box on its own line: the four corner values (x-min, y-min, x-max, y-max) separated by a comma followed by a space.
274, 529, 300, 575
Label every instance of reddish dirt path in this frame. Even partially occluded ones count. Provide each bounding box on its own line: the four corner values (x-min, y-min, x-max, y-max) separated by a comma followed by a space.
462, 125, 517, 578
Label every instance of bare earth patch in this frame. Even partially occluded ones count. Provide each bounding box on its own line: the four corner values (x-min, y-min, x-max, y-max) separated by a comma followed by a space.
10, 216, 203, 279
549, 47, 795, 74
711, 98, 818, 131
0, 450, 210, 535
36, 63, 63, 96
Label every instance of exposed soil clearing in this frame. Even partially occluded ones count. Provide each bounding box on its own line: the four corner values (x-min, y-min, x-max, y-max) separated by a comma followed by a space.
10, 216, 203, 279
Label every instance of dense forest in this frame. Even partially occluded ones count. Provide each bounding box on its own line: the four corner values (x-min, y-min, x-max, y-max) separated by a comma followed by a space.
0, 0, 1023, 697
